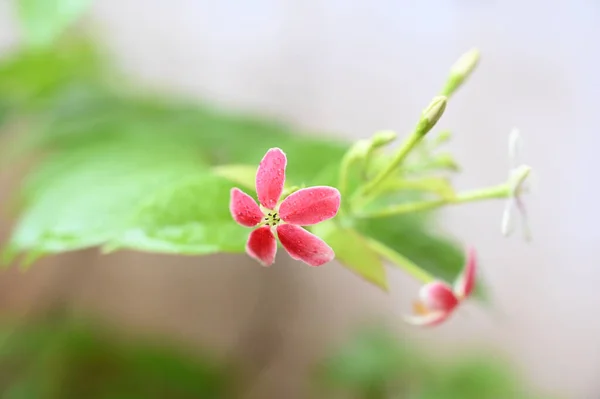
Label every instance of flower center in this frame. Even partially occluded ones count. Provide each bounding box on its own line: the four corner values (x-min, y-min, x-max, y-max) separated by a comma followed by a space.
263, 212, 281, 227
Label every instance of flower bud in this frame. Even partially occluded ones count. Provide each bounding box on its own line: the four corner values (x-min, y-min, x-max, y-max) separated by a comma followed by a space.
441, 48, 480, 97
371, 130, 397, 148
415, 96, 447, 137
344, 139, 371, 163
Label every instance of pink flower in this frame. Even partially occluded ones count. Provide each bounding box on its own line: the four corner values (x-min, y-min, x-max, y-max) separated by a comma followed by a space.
229, 148, 341, 267
404, 247, 477, 326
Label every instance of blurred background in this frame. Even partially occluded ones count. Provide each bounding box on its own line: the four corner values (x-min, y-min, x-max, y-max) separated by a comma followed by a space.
0, 0, 597, 398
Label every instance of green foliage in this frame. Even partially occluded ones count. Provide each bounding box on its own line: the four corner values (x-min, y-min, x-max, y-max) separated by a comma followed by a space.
0, 39, 473, 291
109, 173, 248, 255
7, 136, 207, 262
418, 357, 523, 399
314, 327, 422, 396
16, 0, 93, 48
316, 325, 537, 399
0, 318, 230, 398
313, 222, 388, 290
358, 214, 466, 284
0, 38, 102, 128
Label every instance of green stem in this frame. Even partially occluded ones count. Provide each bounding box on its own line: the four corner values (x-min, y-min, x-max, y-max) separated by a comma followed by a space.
357, 96, 446, 199
338, 155, 352, 200
338, 140, 371, 214
352, 176, 455, 211
366, 238, 434, 283
359, 183, 510, 218
359, 133, 422, 198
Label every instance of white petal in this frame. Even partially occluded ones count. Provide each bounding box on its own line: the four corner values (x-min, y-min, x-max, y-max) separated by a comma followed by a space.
501, 198, 516, 237
403, 311, 450, 327
508, 128, 523, 168
516, 196, 533, 241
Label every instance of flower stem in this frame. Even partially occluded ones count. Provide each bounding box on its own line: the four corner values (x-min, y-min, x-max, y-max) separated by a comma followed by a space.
366, 238, 434, 283
360, 134, 422, 198
358, 183, 510, 218
338, 155, 352, 200
358, 97, 447, 199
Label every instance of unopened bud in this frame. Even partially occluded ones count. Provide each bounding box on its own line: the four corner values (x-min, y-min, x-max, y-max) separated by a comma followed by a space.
344, 139, 371, 162
441, 48, 480, 97
371, 130, 397, 148
432, 153, 460, 172
416, 96, 447, 137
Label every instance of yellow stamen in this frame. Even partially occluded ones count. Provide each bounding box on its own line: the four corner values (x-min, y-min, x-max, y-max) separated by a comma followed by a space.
413, 301, 429, 316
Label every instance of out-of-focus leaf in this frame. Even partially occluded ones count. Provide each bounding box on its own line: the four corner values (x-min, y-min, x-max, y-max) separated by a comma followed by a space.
357, 213, 465, 284
317, 326, 535, 399
17, 0, 93, 48
419, 356, 523, 399
109, 173, 247, 255
0, 319, 230, 398
7, 137, 206, 262
312, 222, 388, 290
212, 164, 257, 191
365, 238, 434, 284
316, 326, 421, 391
0, 39, 103, 135
359, 214, 488, 300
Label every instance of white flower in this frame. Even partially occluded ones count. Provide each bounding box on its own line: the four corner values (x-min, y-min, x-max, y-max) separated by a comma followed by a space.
501, 128, 533, 240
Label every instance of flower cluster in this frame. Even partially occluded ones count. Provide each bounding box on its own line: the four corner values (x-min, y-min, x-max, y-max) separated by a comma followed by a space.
228, 48, 533, 328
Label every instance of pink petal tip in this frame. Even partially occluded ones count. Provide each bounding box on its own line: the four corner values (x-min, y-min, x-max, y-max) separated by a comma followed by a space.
276, 224, 334, 266
230, 188, 263, 227
420, 281, 459, 313
246, 226, 277, 266
454, 247, 477, 299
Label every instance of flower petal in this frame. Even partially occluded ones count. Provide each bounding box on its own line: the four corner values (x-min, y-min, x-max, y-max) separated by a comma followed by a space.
403, 310, 451, 327
230, 188, 263, 227
420, 281, 459, 312
276, 224, 334, 266
278, 186, 341, 225
516, 196, 533, 242
256, 148, 286, 209
246, 226, 277, 266
501, 197, 515, 237
454, 247, 477, 299
508, 128, 523, 168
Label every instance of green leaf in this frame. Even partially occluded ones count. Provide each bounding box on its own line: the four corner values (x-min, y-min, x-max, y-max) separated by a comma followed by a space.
312, 222, 388, 290
7, 137, 206, 261
0, 39, 103, 125
0, 319, 230, 398
364, 238, 434, 284
109, 173, 248, 255
211, 164, 256, 191
357, 213, 465, 284
357, 213, 487, 300
419, 356, 522, 399
17, 0, 93, 48
316, 326, 421, 390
